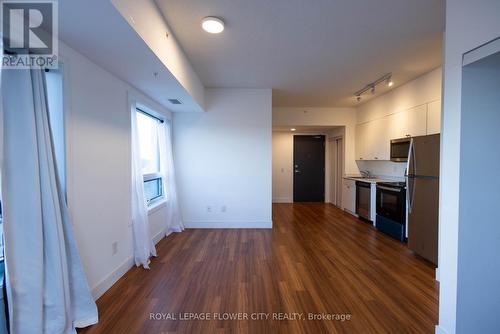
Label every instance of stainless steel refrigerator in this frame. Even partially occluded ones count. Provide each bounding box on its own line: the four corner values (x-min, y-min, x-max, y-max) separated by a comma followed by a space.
406, 134, 440, 264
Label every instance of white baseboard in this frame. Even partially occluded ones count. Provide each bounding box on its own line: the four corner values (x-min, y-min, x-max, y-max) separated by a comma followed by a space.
343, 208, 357, 217
91, 255, 133, 300
152, 228, 166, 244
185, 220, 273, 229
91, 229, 166, 300
272, 197, 293, 203
435, 325, 449, 334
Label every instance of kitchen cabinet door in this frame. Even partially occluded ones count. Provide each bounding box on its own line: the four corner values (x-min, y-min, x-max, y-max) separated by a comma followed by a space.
387, 110, 408, 141
355, 122, 369, 160
406, 105, 427, 137
427, 100, 441, 134
342, 179, 356, 214
369, 118, 390, 160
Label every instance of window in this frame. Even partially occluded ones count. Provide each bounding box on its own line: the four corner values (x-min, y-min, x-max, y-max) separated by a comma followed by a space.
46, 67, 66, 198
136, 109, 164, 204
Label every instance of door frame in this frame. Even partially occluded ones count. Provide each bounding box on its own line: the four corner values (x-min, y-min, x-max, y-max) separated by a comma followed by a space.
328, 135, 344, 207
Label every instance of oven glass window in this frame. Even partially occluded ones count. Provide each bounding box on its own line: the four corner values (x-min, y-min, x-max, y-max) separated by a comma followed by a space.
381, 192, 399, 213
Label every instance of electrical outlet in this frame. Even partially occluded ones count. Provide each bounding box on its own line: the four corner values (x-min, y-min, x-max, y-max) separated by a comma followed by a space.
112, 242, 118, 255
207, 206, 212, 213
221, 205, 227, 213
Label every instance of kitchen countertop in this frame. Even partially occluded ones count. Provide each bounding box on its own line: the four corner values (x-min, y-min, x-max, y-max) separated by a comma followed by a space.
342, 175, 402, 184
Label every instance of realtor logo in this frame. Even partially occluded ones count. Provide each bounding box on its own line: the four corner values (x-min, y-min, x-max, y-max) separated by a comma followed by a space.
1, 0, 58, 68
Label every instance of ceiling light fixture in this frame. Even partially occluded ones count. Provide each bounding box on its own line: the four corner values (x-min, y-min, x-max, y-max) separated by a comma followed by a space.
201, 16, 225, 34
353, 73, 393, 102
354, 73, 394, 102
290, 128, 296, 132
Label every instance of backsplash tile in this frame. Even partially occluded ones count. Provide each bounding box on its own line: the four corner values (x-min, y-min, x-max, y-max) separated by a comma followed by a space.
356, 160, 407, 180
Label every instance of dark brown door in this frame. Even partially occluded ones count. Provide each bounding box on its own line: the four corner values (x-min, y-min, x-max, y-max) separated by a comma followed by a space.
293, 135, 325, 202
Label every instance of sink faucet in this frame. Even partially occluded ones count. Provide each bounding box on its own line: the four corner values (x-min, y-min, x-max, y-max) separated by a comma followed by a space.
360, 170, 372, 178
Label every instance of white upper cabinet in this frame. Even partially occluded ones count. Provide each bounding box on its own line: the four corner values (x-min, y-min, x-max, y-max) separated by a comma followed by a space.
427, 100, 441, 135
388, 110, 408, 140
356, 118, 389, 160
355, 122, 369, 160
405, 104, 427, 137
369, 118, 389, 160
355, 100, 441, 161
387, 105, 426, 140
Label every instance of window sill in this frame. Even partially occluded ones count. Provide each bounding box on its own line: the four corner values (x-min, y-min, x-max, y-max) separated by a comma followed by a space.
148, 198, 167, 215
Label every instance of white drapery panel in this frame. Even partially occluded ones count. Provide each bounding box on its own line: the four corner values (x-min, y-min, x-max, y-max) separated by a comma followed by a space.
1, 69, 98, 333
130, 106, 157, 268
159, 121, 184, 235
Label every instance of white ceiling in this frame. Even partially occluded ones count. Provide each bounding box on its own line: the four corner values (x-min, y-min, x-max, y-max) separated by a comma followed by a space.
273, 126, 341, 133
155, 0, 445, 107
57, 0, 203, 112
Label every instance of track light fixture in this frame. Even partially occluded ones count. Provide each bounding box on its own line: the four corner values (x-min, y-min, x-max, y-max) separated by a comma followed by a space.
354, 73, 393, 102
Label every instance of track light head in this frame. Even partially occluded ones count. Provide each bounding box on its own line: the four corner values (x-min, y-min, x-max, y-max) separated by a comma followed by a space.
356, 96, 362, 102
387, 77, 394, 87
370, 85, 376, 94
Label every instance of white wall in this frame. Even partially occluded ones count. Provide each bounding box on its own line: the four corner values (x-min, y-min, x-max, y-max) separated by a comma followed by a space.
174, 89, 272, 228
457, 51, 500, 334
355, 67, 442, 178
111, 0, 205, 110
60, 41, 172, 299
438, 1, 500, 333
273, 108, 358, 175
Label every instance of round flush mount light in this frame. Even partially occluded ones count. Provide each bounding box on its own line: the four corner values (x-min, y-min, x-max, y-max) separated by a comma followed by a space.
201, 16, 225, 34
290, 128, 296, 132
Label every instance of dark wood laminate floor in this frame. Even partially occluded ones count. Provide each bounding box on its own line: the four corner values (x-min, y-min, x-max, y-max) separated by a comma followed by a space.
79, 203, 438, 334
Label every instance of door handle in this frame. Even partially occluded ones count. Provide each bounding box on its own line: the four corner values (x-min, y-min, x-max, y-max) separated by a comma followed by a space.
407, 177, 416, 213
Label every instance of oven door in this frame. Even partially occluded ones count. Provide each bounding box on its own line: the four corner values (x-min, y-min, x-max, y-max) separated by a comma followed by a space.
390, 138, 411, 162
376, 185, 405, 223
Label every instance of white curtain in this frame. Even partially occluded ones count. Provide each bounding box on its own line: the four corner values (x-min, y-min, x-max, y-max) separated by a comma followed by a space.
1, 68, 98, 333
130, 107, 156, 268
0, 41, 8, 334
159, 121, 184, 234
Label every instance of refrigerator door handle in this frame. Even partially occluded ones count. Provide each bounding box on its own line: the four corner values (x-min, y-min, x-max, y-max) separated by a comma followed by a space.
406, 175, 410, 212
409, 177, 416, 213
405, 138, 414, 177
407, 138, 417, 213
411, 138, 416, 176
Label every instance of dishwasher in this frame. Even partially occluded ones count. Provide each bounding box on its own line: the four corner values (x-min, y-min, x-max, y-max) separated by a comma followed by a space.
355, 181, 371, 221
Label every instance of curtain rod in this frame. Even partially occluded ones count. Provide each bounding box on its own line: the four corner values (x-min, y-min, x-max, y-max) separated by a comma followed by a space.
136, 107, 164, 123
